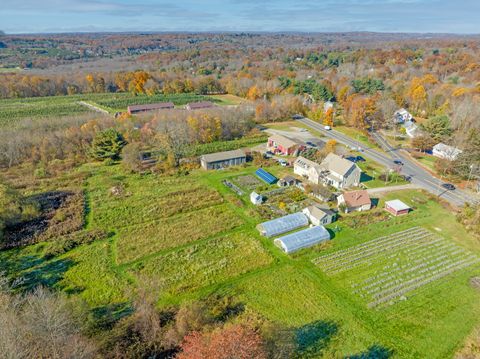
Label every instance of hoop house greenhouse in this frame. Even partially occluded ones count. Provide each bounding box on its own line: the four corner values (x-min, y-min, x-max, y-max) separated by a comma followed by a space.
256, 212, 308, 238
274, 225, 331, 253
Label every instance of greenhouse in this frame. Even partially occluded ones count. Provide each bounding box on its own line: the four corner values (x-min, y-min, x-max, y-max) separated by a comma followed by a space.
255, 168, 278, 184
274, 225, 331, 254
256, 212, 308, 238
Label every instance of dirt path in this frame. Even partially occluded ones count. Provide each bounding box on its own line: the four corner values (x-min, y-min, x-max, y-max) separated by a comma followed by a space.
366, 183, 420, 195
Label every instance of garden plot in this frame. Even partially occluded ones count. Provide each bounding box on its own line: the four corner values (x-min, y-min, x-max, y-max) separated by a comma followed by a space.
313, 227, 480, 308
232, 175, 262, 191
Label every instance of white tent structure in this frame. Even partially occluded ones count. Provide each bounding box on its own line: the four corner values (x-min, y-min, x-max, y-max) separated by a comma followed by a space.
256, 212, 308, 238
274, 226, 331, 254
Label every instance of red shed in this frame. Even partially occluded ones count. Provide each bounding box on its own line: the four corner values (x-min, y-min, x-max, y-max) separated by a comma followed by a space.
385, 199, 411, 216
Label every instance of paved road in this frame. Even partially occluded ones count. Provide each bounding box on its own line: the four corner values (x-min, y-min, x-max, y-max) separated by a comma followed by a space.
297, 117, 477, 207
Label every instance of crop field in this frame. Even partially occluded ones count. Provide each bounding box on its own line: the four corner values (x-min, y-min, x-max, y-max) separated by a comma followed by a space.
128, 230, 273, 302
0, 92, 222, 127
313, 227, 480, 308
115, 204, 245, 264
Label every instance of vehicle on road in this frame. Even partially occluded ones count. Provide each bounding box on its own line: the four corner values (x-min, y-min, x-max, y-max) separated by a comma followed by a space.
292, 114, 303, 120
299, 128, 308, 132
402, 175, 412, 182
324, 125, 332, 130
346, 155, 366, 163
442, 183, 456, 190
306, 141, 317, 147
393, 159, 404, 165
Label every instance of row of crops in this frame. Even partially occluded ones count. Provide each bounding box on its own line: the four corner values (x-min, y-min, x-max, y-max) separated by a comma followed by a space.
0, 93, 218, 127
313, 227, 480, 308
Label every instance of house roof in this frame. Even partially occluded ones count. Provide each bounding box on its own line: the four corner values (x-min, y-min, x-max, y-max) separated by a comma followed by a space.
433, 143, 463, 156
200, 149, 246, 163
304, 205, 335, 220
294, 156, 321, 171
385, 199, 411, 212
187, 101, 215, 109
269, 134, 303, 149
128, 102, 175, 112
341, 190, 371, 207
281, 175, 297, 183
321, 153, 359, 177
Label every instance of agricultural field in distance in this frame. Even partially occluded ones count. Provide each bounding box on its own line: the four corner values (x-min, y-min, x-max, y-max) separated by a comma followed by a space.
1, 160, 480, 358
0, 92, 228, 127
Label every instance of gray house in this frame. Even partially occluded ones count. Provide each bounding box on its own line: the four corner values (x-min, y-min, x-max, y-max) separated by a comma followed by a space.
200, 149, 246, 170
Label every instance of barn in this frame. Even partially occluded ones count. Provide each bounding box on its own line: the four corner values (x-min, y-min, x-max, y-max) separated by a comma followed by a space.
185, 101, 215, 110
385, 199, 411, 216
256, 212, 308, 238
200, 149, 246, 170
127, 102, 174, 115
274, 226, 331, 254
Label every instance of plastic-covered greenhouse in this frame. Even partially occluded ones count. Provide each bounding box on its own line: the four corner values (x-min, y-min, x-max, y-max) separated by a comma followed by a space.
256, 212, 308, 238
274, 226, 331, 253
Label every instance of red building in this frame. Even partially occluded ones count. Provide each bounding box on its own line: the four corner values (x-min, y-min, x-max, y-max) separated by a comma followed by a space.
127, 102, 175, 115
267, 134, 305, 156
385, 199, 411, 216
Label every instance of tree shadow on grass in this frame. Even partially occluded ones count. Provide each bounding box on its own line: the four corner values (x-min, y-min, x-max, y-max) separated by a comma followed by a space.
16, 257, 76, 292
295, 320, 338, 357
86, 302, 134, 334
345, 344, 394, 359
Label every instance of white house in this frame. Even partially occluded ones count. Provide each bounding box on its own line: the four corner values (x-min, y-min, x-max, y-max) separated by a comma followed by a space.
393, 108, 413, 124
432, 143, 463, 161
302, 205, 337, 226
337, 190, 372, 213
250, 191, 263, 205
294, 154, 361, 190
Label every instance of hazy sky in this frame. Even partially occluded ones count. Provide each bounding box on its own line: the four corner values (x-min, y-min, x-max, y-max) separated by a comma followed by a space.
2, 0, 480, 34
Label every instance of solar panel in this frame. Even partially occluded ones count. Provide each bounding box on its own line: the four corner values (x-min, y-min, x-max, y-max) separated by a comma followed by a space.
274, 226, 331, 254
255, 168, 278, 184
257, 212, 308, 237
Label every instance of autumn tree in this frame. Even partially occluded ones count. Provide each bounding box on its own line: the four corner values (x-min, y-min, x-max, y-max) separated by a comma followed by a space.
323, 107, 334, 127
177, 324, 267, 359
411, 135, 436, 152
325, 139, 337, 153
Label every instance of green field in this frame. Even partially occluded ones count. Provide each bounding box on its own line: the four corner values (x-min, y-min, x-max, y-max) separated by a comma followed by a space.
0, 92, 225, 127
1, 162, 480, 358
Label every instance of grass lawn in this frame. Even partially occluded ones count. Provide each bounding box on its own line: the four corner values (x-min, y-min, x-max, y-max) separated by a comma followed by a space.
335, 126, 382, 150
414, 153, 437, 172
1, 160, 479, 358
357, 158, 408, 188
209, 94, 247, 105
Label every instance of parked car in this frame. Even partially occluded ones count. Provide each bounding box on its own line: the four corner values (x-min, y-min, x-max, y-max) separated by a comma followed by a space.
346, 155, 366, 163
264, 151, 273, 159
442, 183, 456, 190
306, 141, 317, 147
393, 159, 404, 165
278, 159, 288, 167
292, 114, 303, 120
324, 125, 332, 130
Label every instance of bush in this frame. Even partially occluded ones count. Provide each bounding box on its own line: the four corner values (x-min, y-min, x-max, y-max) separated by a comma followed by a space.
43, 229, 109, 259
90, 129, 127, 161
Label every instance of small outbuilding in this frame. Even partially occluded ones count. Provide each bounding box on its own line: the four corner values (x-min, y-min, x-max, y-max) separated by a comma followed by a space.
302, 206, 337, 226
274, 226, 331, 254
127, 102, 175, 115
432, 143, 463, 161
385, 199, 411, 216
278, 175, 298, 187
250, 191, 263, 205
257, 212, 309, 238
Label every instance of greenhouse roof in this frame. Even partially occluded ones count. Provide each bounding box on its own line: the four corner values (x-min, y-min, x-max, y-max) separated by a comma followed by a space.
257, 212, 308, 238
274, 226, 331, 254
255, 168, 278, 184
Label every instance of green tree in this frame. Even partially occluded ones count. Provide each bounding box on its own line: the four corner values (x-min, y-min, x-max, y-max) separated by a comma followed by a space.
90, 129, 127, 161
421, 115, 452, 141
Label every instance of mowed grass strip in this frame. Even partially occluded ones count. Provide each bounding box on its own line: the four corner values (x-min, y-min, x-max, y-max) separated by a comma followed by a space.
128, 231, 273, 298
59, 241, 130, 307
115, 204, 245, 264
91, 186, 223, 229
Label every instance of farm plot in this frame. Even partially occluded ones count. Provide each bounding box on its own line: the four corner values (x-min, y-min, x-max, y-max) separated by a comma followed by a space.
232, 175, 262, 191
128, 231, 273, 301
313, 227, 480, 308
91, 186, 223, 229
115, 204, 245, 264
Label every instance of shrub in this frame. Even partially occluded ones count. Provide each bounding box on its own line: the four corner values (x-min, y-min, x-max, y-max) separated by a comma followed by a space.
90, 129, 127, 161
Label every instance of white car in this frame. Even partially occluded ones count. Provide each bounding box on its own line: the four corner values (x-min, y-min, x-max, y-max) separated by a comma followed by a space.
324, 125, 331, 130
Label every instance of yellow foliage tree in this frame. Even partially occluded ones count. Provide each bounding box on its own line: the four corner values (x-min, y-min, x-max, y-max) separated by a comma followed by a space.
246, 85, 261, 100
323, 108, 334, 127
325, 139, 337, 153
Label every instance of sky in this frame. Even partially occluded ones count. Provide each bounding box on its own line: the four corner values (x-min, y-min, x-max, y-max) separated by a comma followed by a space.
1, 0, 480, 34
